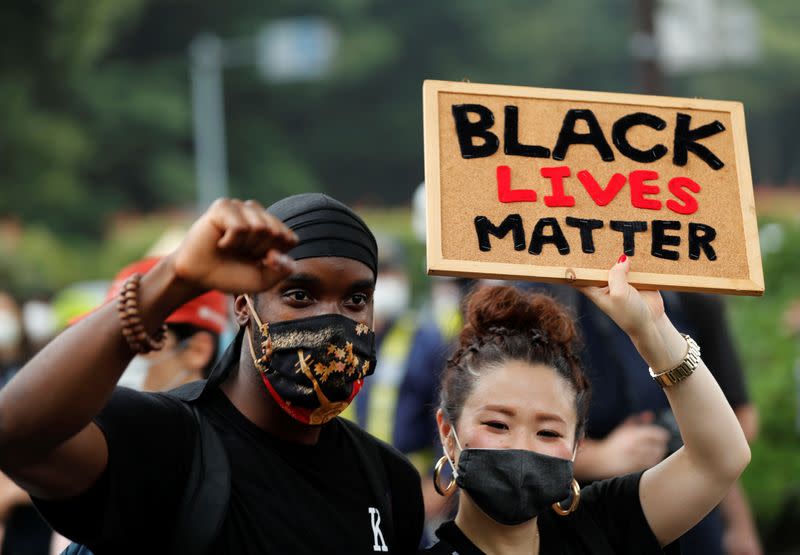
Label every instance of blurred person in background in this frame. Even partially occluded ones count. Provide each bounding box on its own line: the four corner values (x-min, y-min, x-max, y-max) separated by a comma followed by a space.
343, 235, 418, 443
572, 291, 761, 555
393, 184, 466, 534
393, 277, 464, 529
0, 293, 27, 389
87, 257, 228, 392
0, 292, 52, 554
680, 293, 760, 555
21, 300, 58, 356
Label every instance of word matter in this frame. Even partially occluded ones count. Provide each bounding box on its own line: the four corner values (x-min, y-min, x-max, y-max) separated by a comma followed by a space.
474, 214, 717, 261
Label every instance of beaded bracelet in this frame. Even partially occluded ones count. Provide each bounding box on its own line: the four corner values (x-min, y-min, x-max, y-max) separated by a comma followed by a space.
117, 273, 167, 354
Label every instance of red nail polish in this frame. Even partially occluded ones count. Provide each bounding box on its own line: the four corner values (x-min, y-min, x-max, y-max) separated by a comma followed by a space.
618, 254, 627, 263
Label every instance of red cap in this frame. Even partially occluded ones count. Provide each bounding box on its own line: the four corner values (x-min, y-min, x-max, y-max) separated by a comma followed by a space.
72, 257, 229, 334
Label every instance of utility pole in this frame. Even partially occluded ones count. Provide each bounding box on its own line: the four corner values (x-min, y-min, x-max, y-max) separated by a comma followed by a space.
190, 34, 229, 213
188, 18, 339, 213
632, 0, 664, 95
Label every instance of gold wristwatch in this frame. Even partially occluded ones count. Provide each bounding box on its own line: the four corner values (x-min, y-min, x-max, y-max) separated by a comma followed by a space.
649, 334, 701, 387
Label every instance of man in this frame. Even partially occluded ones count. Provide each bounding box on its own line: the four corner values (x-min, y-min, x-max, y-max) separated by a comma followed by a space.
0, 195, 424, 554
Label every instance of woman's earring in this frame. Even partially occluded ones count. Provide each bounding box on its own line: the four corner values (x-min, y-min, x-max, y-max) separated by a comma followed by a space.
433, 455, 456, 497
552, 479, 581, 516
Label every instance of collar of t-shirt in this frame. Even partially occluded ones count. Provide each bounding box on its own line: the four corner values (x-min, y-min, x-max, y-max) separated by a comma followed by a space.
433, 521, 486, 555
205, 386, 339, 452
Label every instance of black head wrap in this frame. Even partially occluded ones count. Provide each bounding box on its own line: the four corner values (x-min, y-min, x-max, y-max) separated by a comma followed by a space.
183, 193, 378, 401
267, 193, 378, 277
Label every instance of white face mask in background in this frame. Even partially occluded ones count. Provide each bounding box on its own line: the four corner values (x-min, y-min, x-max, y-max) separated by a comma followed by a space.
118, 355, 152, 391
431, 280, 461, 316
373, 275, 411, 322
0, 311, 23, 350
118, 338, 190, 391
22, 301, 57, 345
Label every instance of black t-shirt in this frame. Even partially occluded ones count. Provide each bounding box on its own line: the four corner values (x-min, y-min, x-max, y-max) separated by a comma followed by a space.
421, 472, 679, 555
34, 386, 424, 554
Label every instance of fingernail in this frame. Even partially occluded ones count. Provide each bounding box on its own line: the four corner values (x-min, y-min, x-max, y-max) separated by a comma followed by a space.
618, 254, 627, 264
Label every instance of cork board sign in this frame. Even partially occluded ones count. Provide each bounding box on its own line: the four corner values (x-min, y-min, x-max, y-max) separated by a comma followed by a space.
422, 80, 764, 295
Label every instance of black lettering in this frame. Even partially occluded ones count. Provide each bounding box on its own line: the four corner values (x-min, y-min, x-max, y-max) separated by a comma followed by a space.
452, 104, 500, 159
612, 112, 668, 163
673, 113, 725, 170
565, 217, 604, 254
504, 106, 550, 158
553, 109, 614, 162
528, 217, 570, 255
652, 220, 681, 260
474, 214, 526, 252
610, 220, 648, 256
688, 223, 717, 261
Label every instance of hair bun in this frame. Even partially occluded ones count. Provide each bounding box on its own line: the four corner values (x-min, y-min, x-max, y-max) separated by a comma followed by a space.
461, 285, 576, 349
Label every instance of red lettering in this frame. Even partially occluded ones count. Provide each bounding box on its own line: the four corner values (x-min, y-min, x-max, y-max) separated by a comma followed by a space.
576, 169, 626, 206
666, 177, 700, 215
541, 166, 575, 207
629, 170, 662, 210
497, 165, 536, 203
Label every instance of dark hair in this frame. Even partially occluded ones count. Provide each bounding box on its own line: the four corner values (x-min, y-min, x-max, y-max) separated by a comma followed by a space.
167, 323, 220, 378
440, 285, 591, 439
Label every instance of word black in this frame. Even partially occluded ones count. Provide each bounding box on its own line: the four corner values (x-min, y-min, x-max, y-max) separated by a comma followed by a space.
453, 105, 726, 170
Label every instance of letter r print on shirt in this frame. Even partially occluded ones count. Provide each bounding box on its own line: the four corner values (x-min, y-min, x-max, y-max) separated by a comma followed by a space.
368, 507, 389, 552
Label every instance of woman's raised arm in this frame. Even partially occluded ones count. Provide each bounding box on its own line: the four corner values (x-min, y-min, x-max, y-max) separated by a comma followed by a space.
581, 256, 750, 547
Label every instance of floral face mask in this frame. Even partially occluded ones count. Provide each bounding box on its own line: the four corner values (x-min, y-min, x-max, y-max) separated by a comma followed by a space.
244, 295, 376, 425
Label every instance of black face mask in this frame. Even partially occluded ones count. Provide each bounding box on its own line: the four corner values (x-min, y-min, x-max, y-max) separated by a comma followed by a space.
449, 430, 575, 525
245, 296, 376, 425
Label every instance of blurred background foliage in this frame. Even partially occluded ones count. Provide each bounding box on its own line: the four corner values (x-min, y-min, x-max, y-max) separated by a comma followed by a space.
730, 216, 800, 538
2, 0, 799, 241
1, 0, 800, 544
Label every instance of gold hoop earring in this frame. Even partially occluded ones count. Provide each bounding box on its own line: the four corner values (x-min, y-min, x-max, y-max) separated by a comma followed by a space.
433, 455, 456, 497
552, 479, 581, 516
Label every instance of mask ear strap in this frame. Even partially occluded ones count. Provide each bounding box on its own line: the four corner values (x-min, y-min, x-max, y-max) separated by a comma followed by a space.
244, 295, 265, 328
243, 296, 272, 370
451, 427, 464, 451
446, 427, 463, 477
245, 326, 268, 373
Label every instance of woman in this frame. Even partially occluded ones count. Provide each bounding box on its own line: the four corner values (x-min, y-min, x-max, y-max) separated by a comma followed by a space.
422, 257, 750, 554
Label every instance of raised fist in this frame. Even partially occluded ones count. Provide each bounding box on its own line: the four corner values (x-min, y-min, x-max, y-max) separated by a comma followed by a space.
168, 198, 298, 294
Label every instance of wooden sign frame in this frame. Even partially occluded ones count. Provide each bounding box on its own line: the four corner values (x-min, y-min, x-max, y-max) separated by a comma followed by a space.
423, 80, 764, 296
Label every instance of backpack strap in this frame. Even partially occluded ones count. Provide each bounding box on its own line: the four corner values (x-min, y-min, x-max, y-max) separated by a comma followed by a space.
167, 383, 231, 555
337, 418, 395, 548
61, 383, 229, 555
